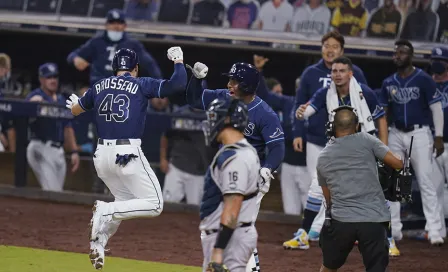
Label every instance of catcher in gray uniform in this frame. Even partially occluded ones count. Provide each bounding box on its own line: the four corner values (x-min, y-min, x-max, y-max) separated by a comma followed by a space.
199, 98, 260, 272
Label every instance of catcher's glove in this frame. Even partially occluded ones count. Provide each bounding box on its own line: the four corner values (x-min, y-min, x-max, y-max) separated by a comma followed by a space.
206, 262, 229, 272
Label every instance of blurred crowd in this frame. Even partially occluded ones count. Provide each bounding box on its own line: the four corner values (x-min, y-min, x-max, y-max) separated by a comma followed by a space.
123, 0, 448, 42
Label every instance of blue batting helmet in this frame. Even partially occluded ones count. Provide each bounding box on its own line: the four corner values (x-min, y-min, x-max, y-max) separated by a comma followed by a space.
223, 62, 260, 94
112, 48, 139, 75
202, 98, 248, 147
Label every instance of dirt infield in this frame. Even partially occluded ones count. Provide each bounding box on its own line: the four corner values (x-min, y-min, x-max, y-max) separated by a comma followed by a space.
0, 196, 446, 271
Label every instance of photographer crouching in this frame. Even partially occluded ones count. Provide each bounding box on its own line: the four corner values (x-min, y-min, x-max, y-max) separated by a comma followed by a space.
317, 106, 405, 272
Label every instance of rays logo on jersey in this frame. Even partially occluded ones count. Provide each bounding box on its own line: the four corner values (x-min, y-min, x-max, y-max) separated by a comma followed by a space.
319, 74, 332, 88
387, 85, 420, 104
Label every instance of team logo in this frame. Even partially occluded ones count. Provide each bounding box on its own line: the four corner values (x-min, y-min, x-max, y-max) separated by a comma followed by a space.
438, 88, 448, 109
269, 127, 284, 138
243, 122, 255, 136
48, 64, 55, 72
387, 85, 420, 104
112, 11, 120, 19
436, 48, 443, 55
229, 65, 237, 74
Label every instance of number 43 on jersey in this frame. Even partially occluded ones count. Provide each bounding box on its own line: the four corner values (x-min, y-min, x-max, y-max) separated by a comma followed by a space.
99, 93, 130, 122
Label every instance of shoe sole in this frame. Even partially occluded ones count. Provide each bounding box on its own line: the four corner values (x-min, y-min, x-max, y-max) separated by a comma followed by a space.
283, 244, 310, 250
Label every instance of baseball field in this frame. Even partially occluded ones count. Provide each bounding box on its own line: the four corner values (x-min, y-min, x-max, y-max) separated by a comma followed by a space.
1, 196, 447, 272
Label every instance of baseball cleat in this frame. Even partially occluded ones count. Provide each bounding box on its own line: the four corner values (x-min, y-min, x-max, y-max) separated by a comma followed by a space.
430, 236, 444, 246
89, 200, 108, 270
283, 228, 310, 250
388, 238, 400, 257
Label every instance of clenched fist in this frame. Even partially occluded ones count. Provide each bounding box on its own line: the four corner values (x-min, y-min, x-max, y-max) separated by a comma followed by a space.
186, 62, 208, 79
167, 46, 183, 62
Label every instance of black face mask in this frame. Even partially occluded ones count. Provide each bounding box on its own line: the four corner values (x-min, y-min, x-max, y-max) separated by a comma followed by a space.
431, 61, 448, 75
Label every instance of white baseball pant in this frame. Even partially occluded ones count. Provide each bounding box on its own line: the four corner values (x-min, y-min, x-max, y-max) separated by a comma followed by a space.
27, 139, 66, 191
163, 163, 204, 205
388, 127, 443, 239
280, 163, 311, 215
202, 226, 257, 272
434, 143, 448, 238
246, 190, 264, 272
306, 142, 326, 233
92, 138, 163, 242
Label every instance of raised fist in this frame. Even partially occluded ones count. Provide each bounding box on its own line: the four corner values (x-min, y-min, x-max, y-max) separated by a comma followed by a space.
186, 62, 208, 79
167, 46, 183, 62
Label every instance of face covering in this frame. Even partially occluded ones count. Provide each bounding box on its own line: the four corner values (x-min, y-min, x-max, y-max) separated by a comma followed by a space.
107, 31, 124, 42
431, 61, 447, 75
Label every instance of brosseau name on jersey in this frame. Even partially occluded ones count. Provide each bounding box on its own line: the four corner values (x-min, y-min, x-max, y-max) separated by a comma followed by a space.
94, 77, 138, 94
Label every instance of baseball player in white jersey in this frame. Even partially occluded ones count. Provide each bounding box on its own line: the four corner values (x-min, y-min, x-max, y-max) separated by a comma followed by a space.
379, 40, 445, 245
200, 98, 260, 272
66, 46, 187, 269
290, 0, 331, 35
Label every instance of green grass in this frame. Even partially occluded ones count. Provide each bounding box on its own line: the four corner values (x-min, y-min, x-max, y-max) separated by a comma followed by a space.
0, 245, 201, 272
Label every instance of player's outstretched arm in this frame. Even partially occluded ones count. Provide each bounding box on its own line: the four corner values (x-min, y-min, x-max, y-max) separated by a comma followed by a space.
155, 47, 187, 98
66, 94, 86, 116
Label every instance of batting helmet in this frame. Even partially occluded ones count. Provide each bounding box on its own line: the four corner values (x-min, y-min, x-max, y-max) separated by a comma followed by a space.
202, 98, 248, 146
223, 62, 260, 94
112, 48, 139, 75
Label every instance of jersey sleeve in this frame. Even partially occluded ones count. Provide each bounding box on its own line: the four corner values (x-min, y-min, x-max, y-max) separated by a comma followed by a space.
316, 159, 327, 187
261, 110, 285, 145
219, 155, 249, 195
78, 88, 95, 111
138, 77, 165, 99
309, 87, 327, 112
202, 89, 229, 110
366, 132, 390, 160
76, 38, 96, 63
361, 84, 385, 120
423, 74, 442, 105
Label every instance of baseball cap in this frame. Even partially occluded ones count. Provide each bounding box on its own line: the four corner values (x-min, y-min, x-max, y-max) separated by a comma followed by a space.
431, 47, 448, 61
106, 9, 126, 24
38, 63, 59, 78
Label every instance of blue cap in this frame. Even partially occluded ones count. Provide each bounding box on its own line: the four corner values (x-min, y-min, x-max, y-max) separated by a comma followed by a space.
106, 9, 126, 24
431, 47, 448, 61
38, 63, 59, 78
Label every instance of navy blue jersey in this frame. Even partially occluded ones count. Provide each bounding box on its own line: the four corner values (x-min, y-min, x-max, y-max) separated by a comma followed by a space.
78, 63, 187, 139
67, 32, 162, 84
257, 75, 306, 166
26, 89, 71, 143
72, 110, 94, 145
309, 83, 386, 128
436, 81, 448, 142
293, 59, 367, 147
379, 68, 441, 128
186, 77, 285, 170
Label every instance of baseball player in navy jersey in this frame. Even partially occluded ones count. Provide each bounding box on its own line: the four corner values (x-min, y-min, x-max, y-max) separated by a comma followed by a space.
285, 31, 367, 248
253, 55, 310, 216
26, 63, 80, 192
186, 61, 285, 272
65, 46, 187, 269
379, 40, 445, 246
67, 9, 162, 85
426, 46, 448, 240
200, 98, 260, 272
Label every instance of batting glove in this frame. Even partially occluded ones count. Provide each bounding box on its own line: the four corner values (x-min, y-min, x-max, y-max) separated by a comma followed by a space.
206, 262, 229, 272
259, 167, 274, 194
186, 62, 208, 79
66, 94, 79, 110
167, 46, 183, 62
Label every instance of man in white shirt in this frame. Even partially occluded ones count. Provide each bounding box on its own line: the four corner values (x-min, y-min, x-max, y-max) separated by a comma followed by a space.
258, 0, 294, 31
291, 0, 331, 35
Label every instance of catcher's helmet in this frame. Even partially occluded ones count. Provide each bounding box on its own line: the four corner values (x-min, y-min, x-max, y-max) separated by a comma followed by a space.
112, 48, 139, 75
223, 62, 259, 94
202, 98, 248, 146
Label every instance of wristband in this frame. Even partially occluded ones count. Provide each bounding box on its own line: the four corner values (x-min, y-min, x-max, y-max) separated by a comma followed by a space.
214, 224, 235, 250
